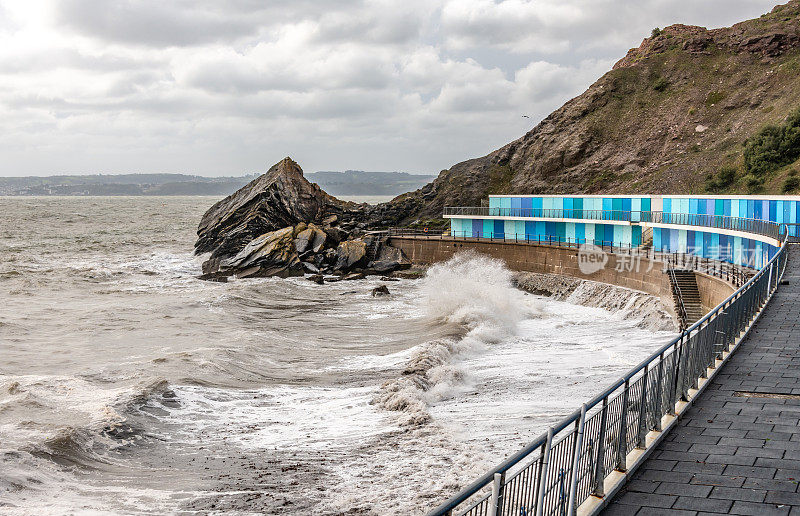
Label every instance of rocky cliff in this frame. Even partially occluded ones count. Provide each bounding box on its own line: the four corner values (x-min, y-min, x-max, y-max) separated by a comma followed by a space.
377, 0, 800, 223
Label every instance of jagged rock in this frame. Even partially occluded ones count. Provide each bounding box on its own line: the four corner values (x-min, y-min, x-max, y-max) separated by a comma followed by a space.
302, 261, 320, 274
372, 285, 390, 296
334, 240, 368, 270
194, 157, 357, 259
294, 224, 327, 254
322, 214, 338, 226
368, 245, 411, 273
216, 226, 303, 278
324, 276, 341, 282
343, 272, 366, 280
324, 226, 349, 245
307, 274, 324, 284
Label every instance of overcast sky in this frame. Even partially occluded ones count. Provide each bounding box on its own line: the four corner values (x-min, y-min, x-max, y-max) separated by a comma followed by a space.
0, 0, 781, 177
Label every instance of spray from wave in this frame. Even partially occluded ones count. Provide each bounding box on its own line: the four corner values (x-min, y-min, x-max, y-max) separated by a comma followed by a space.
373, 253, 541, 426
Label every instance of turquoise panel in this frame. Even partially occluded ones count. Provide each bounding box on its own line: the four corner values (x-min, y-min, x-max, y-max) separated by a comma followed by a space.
632, 225, 642, 246
576, 223, 585, 243
585, 223, 595, 243
515, 220, 525, 239
680, 199, 690, 214
501, 197, 511, 210
574, 198, 584, 219
689, 198, 699, 215
543, 197, 554, 211
642, 198, 651, 213
532, 197, 543, 216
566, 222, 576, 243
504, 220, 517, 239
663, 198, 672, 213
715, 199, 724, 216
489, 197, 501, 209
653, 228, 662, 250
525, 221, 536, 240
483, 219, 493, 237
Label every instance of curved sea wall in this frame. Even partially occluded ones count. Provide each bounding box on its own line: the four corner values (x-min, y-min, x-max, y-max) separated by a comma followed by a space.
387, 236, 738, 327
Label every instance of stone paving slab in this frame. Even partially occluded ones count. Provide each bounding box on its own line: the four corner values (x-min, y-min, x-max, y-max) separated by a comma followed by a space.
602, 245, 800, 515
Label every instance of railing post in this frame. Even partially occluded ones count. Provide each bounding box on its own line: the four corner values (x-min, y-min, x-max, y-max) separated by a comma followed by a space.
535, 427, 554, 516
654, 354, 665, 431
616, 379, 629, 472
566, 404, 587, 516
489, 472, 503, 516
592, 397, 609, 498
637, 366, 650, 448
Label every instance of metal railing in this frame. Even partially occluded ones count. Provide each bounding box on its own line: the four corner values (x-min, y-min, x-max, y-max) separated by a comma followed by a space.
667, 268, 689, 331
442, 208, 784, 241
426, 225, 788, 516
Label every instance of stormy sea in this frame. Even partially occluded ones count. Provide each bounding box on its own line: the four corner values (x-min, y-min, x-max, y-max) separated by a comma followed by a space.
0, 196, 675, 515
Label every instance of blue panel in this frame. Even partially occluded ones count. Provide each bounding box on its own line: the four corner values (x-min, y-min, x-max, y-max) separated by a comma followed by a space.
653, 228, 662, 250
612, 198, 623, 216
769, 200, 778, 222
521, 197, 533, 217
605, 224, 615, 245
670, 228, 679, 251
687, 230, 695, 254
472, 219, 482, 237
535, 221, 545, 241
545, 221, 556, 242
642, 198, 651, 213
483, 219, 493, 238
753, 200, 761, 220
576, 223, 585, 244
602, 198, 613, 219
703, 232, 713, 258
695, 231, 704, 256
511, 197, 522, 213
663, 198, 672, 213
689, 198, 699, 215
564, 198, 574, 215
723, 199, 731, 217
525, 221, 536, 240
632, 225, 642, 246
574, 198, 584, 219
557, 223, 567, 242
493, 220, 504, 239
782, 201, 791, 224
622, 198, 632, 214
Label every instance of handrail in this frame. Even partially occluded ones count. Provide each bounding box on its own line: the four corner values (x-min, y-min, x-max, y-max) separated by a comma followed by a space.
425, 217, 788, 516
668, 268, 689, 331
442, 207, 782, 241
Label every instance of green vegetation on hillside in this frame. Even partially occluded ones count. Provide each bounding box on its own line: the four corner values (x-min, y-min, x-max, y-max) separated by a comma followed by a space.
744, 107, 800, 176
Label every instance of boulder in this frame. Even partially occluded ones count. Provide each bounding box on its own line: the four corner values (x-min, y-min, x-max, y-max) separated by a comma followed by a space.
194, 157, 353, 259
368, 245, 411, 273
343, 272, 366, 281
323, 226, 349, 246
295, 223, 327, 254
307, 274, 324, 285
334, 240, 368, 270
216, 227, 303, 278
372, 285, 390, 296
301, 261, 320, 274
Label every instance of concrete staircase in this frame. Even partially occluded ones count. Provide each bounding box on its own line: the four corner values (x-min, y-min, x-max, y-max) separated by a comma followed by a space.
668, 269, 704, 329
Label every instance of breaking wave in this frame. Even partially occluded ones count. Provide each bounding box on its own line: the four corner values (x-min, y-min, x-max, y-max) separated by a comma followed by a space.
374, 253, 542, 426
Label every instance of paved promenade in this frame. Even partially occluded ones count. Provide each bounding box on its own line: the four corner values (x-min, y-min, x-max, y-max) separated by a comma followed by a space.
604, 245, 800, 515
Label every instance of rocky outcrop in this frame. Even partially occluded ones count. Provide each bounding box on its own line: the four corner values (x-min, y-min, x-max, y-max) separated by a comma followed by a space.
195, 157, 364, 258
195, 159, 412, 281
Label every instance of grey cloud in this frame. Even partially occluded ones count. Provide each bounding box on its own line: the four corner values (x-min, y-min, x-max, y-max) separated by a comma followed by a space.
56, 0, 260, 47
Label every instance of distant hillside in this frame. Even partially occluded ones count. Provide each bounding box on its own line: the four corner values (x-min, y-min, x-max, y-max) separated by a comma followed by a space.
377, 0, 800, 223
0, 170, 433, 197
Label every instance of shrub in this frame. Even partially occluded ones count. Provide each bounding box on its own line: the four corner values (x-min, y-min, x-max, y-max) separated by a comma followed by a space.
651, 27, 663, 38
705, 91, 726, 106
705, 165, 738, 192
743, 107, 800, 176
652, 76, 669, 92
782, 176, 800, 193
746, 174, 764, 193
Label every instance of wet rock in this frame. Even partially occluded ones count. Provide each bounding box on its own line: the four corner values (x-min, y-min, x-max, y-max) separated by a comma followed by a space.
343, 272, 366, 281
334, 240, 367, 270
324, 276, 341, 283
372, 285, 390, 296
216, 227, 303, 278
323, 226, 349, 246
307, 274, 324, 285
301, 261, 320, 274
380, 276, 400, 282
368, 245, 411, 274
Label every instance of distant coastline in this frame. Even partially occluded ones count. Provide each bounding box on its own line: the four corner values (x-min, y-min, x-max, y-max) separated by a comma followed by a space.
0, 170, 434, 197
